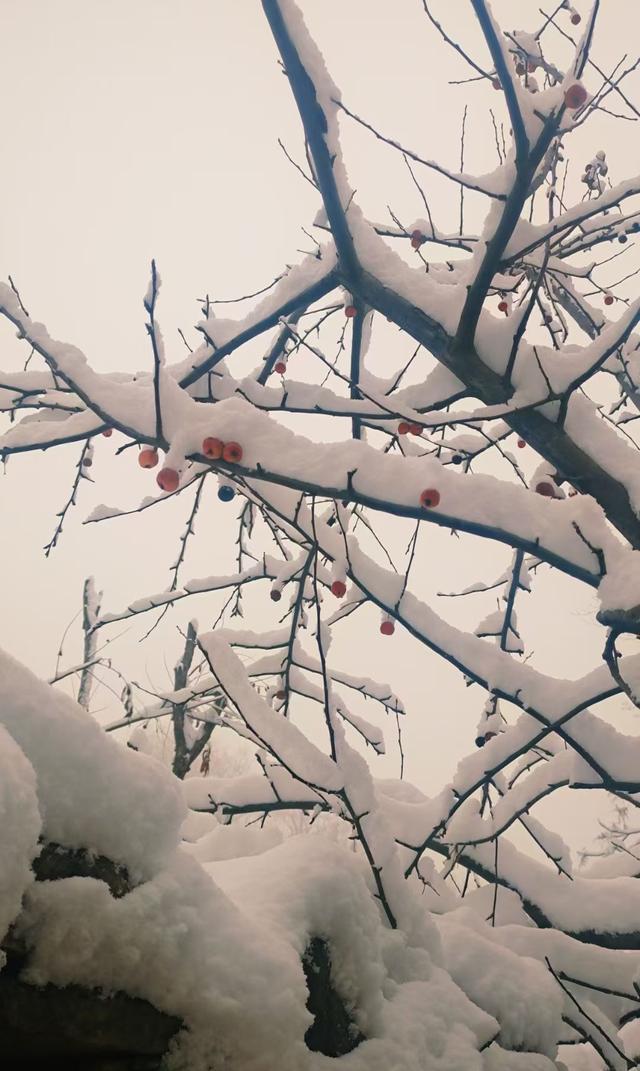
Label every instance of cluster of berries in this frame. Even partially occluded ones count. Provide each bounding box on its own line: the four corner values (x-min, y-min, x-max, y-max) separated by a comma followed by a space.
135, 437, 244, 499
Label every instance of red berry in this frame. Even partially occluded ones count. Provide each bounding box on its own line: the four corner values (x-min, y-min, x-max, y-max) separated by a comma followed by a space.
270, 589, 282, 602
420, 488, 441, 509
380, 620, 395, 636
398, 422, 411, 435
410, 229, 424, 250
535, 481, 555, 498
570, 12, 581, 24
409, 423, 423, 436
138, 448, 159, 469
275, 689, 286, 701
345, 304, 357, 318
515, 62, 525, 76
498, 300, 509, 313
82, 457, 92, 468
331, 580, 347, 598
604, 294, 614, 306
222, 442, 243, 464
517, 439, 526, 449
274, 361, 287, 375
564, 83, 588, 110
102, 428, 113, 438
492, 78, 501, 90
157, 467, 179, 493
202, 436, 224, 459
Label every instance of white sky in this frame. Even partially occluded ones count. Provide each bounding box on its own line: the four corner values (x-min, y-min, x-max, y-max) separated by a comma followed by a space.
1, 0, 639, 854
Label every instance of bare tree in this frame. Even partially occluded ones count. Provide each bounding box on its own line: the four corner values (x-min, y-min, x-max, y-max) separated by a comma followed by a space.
3, 1, 640, 1066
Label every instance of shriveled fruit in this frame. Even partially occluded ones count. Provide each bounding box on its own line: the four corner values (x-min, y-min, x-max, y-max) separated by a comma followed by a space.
564, 83, 588, 110
202, 437, 224, 459
138, 448, 159, 469
157, 468, 179, 493
420, 488, 441, 508
222, 442, 243, 463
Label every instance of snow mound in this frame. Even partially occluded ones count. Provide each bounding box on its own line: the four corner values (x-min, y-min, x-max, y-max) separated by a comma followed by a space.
439, 916, 563, 1057
0, 725, 40, 949
0, 647, 185, 881
16, 834, 496, 1071
185, 819, 284, 863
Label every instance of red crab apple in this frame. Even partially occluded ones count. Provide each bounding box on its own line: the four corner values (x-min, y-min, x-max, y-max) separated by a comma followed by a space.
498, 300, 509, 313
82, 457, 92, 468
331, 580, 347, 598
398, 422, 411, 435
157, 468, 179, 493
222, 442, 243, 464
102, 428, 113, 438
564, 83, 588, 110
409, 423, 423, 435
492, 78, 501, 90
270, 589, 282, 602
138, 448, 158, 469
274, 361, 287, 375
571, 12, 581, 24
410, 229, 425, 250
535, 481, 556, 498
345, 304, 357, 318
515, 62, 525, 76
604, 294, 614, 306
275, 689, 286, 701
420, 488, 441, 508
517, 439, 526, 449
202, 437, 224, 459
380, 620, 395, 636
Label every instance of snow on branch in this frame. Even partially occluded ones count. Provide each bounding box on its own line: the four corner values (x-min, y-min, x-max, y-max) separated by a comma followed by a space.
4, 1, 640, 1065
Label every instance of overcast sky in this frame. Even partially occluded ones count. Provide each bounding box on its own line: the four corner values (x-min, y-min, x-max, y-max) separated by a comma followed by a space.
1, 0, 639, 853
